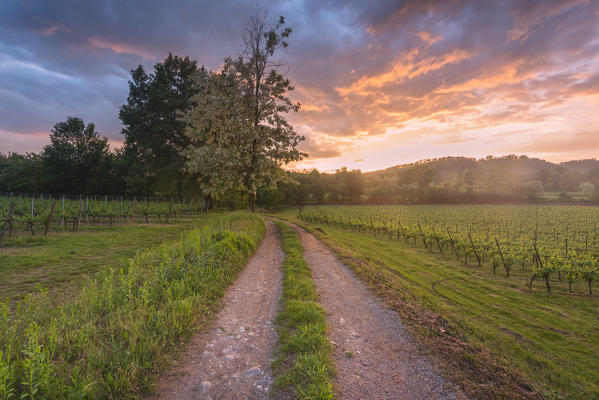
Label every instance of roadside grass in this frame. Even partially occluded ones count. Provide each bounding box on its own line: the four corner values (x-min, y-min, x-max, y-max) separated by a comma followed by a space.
0, 212, 264, 399
274, 209, 599, 400
0, 216, 206, 303
272, 221, 335, 400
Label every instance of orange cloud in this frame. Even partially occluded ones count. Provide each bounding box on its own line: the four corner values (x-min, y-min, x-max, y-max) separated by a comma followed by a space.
418, 31, 443, 46
336, 49, 471, 97
88, 37, 154, 59
436, 60, 530, 94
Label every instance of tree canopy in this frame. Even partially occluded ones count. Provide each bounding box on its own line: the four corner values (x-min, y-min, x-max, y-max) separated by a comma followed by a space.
119, 53, 200, 196
42, 117, 109, 194
184, 11, 304, 211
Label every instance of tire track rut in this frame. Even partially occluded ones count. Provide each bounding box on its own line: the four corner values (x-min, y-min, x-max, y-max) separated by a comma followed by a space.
151, 221, 283, 400
287, 222, 462, 400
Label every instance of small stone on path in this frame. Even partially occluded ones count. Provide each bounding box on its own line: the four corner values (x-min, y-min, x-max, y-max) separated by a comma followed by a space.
244, 366, 261, 378
199, 381, 212, 392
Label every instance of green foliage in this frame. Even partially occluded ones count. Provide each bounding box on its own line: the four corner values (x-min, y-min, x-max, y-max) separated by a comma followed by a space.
272, 222, 334, 399
41, 117, 111, 194
184, 12, 304, 210
300, 205, 599, 294
0, 212, 264, 399
119, 53, 201, 197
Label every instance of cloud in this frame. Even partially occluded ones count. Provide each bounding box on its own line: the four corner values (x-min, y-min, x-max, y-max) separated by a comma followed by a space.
518, 130, 599, 154
0, 0, 598, 170
88, 37, 155, 60
297, 132, 342, 159
0, 129, 50, 153
39, 24, 69, 36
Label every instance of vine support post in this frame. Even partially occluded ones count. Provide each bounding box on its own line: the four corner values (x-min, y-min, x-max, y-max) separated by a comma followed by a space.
76, 198, 83, 231
494, 237, 506, 276
166, 199, 173, 223
447, 227, 460, 260
417, 222, 428, 250
533, 242, 550, 292
44, 200, 56, 236
0, 204, 14, 247
398, 218, 408, 243
431, 226, 442, 254
468, 231, 481, 267
129, 197, 137, 225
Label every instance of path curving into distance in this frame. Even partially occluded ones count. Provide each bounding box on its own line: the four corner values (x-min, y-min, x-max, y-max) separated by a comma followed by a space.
285, 221, 463, 400
151, 221, 283, 400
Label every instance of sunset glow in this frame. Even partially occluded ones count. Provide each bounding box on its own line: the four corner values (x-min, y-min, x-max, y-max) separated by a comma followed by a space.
1, 0, 598, 171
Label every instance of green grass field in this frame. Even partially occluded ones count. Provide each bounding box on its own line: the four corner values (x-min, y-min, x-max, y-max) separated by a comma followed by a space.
275, 208, 599, 399
0, 217, 207, 303
0, 212, 264, 399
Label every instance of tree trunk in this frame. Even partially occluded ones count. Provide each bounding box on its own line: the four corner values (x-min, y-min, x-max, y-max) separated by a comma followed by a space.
248, 192, 256, 212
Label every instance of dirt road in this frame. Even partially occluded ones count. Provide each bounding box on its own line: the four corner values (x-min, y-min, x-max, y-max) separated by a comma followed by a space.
152, 218, 461, 399
288, 222, 462, 400
151, 221, 283, 400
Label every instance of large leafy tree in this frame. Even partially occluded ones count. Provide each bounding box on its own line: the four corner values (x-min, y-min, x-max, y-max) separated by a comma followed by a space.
42, 117, 109, 194
119, 53, 200, 196
184, 11, 304, 211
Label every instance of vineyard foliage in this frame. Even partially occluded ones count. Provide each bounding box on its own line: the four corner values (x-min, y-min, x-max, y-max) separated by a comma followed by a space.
0, 194, 206, 236
299, 205, 599, 294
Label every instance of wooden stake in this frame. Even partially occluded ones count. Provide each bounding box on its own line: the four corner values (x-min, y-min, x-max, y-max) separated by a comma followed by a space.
468, 232, 481, 267
0, 204, 14, 247
44, 200, 56, 236
129, 198, 137, 225
494, 238, 507, 276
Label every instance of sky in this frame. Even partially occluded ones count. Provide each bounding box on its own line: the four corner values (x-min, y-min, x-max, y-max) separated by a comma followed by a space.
1, 0, 598, 172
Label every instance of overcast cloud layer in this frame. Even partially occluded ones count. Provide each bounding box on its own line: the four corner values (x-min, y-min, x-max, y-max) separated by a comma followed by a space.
1, 0, 598, 171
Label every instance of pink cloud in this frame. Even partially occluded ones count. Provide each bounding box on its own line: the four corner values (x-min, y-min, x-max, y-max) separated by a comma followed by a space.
88, 37, 154, 60
39, 24, 69, 36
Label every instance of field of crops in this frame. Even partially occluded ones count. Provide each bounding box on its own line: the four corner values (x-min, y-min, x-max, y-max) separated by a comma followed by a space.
0, 193, 206, 240
299, 205, 599, 295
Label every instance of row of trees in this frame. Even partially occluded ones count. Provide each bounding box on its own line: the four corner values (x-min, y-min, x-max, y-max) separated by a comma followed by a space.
1, 11, 303, 211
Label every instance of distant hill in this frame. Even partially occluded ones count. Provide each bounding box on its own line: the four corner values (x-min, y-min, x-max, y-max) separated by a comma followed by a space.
359, 155, 599, 203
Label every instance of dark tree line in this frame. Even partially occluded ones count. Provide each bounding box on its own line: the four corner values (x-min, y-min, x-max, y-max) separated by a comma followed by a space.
1, 54, 204, 198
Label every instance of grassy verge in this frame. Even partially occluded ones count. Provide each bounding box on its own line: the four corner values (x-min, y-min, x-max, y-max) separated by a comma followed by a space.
272, 221, 335, 399
274, 209, 599, 400
1, 217, 206, 303
0, 212, 264, 399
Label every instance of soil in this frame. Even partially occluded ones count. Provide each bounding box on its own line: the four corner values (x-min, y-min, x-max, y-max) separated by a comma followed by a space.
150, 221, 283, 400
286, 221, 464, 400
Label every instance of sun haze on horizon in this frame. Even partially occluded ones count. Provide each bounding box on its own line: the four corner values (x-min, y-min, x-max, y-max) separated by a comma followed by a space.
1, 0, 598, 172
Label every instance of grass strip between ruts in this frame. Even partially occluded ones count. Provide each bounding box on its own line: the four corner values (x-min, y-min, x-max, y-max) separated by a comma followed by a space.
272, 221, 335, 399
